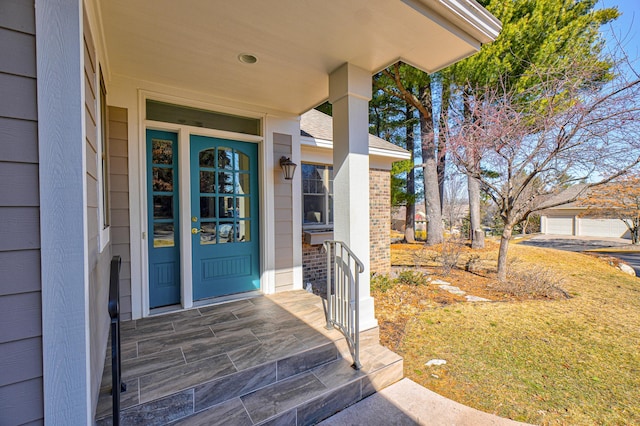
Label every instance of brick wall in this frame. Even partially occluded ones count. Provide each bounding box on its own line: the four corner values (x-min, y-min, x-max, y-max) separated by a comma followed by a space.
369, 169, 391, 275
302, 168, 391, 290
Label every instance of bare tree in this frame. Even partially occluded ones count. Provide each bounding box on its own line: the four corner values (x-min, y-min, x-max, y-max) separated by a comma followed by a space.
578, 175, 640, 244
442, 172, 467, 233
448, 62, 640, 281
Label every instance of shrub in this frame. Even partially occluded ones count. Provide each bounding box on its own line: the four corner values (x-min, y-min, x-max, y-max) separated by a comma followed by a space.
439, 237, 464, 276
371, 274, 394, 293
494, 264, 570, 300
396, 269, 427, 286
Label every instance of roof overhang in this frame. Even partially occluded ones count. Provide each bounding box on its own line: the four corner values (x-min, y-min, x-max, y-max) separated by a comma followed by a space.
301, 136, 412, 161
97, 0, 500, 114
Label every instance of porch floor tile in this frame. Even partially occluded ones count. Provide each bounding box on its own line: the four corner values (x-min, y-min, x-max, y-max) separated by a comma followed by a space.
97, 290, 403, 425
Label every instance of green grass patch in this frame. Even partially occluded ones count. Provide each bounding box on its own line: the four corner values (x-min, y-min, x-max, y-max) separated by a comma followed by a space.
381, 244, 640, 425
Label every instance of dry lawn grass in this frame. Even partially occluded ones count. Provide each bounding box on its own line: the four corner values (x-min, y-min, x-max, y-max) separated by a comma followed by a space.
376, 241, 640, 425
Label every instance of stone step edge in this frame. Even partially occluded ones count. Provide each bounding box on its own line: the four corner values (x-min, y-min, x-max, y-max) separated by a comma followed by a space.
95, 340, 343, 422
253, 356, 404, 425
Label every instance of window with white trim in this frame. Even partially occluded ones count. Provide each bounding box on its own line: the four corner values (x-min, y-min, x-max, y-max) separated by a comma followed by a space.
98, 68, 111, 251
302, 163, 333, 228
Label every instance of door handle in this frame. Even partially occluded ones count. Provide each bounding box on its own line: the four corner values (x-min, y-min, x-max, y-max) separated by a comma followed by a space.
191, 228, 204, 234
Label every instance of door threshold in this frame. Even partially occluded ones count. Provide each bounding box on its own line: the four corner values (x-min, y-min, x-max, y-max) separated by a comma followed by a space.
148, 304, 185, 317
192, 290, 262, 308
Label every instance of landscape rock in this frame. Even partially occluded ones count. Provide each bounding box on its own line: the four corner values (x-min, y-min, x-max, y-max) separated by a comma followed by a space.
431, 279, 450, 285
465, 295, 491, 302
618, 263, 636, 276
425, 359, 447, 367
438, 284, 466, 296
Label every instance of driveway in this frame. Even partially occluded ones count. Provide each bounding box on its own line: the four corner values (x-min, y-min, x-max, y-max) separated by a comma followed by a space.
519, 235, 640, 275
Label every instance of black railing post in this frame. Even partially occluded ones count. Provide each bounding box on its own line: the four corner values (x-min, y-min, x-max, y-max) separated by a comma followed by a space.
109, 255, 126, 426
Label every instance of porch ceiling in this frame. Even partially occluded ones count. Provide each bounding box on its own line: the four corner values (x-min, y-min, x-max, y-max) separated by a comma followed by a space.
99, 0, 500, 114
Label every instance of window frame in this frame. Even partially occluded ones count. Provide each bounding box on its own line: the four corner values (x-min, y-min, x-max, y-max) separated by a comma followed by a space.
97, 67, 111, 252
301, 162, 334, 230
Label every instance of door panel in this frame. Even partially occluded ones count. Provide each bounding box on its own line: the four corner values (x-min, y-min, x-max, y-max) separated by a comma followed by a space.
147, 130, 181, 308
190, 135, 260, 300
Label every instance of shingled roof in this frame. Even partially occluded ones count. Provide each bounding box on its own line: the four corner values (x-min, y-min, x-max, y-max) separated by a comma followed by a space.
300, 109, 409, 156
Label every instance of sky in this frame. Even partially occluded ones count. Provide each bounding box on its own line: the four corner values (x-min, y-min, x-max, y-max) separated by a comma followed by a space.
598, 0, 640, 63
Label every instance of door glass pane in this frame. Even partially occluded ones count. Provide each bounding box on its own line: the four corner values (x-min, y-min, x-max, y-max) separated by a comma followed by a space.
238, 220, 250, 242
199, 149, 216, 167
153, 167, 173, 192
218, 172, 234, 194
218, 222, 235, 243
219, 196, 235, 218
200, 197, 216, 218
238, 152, 250, 171
154, 196, 173, 219
200, 171, 215, 193
217, 147, 234, 170
152, 139, 173, 164
236, 173, 250, 194
154, 223, 174, 247
200, 223, 216, 245
236, 197, 250, 218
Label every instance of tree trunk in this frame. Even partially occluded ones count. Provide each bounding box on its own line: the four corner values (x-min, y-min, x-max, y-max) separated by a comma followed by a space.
437, 80, 450, 213
468, 174, 485, 249
497, 223, 513, 281
405, 203, 415, 243
404, 103, 416, 243
420, 114, 444, 245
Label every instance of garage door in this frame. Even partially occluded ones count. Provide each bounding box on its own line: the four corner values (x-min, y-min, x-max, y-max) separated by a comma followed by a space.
545, 216, 574, 235
579, 218, 629, 238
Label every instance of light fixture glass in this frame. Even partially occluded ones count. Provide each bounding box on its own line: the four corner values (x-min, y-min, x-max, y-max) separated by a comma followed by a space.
279, 156, 297, 180
238, 53, 258, 64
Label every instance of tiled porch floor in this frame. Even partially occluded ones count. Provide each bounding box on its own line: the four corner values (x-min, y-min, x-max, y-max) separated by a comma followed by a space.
96, 290, 403, 425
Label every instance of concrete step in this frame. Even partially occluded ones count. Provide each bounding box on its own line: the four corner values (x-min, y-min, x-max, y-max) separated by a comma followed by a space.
318, 378, 533, 426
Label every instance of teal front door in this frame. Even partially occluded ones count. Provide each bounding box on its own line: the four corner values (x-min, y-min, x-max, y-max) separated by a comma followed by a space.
190, 135, 260, 300
147, 130, 181, 308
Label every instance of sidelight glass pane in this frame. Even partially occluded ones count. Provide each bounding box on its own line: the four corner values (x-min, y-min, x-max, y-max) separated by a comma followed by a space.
200, 223, 216, 245
152, 139, 173, 164
237, 220, 250, 242
200, 171, 215, 193
153, 223, 174, 247
199, 149, 216, 167
154, 196, 173, 219
200, 197, 216, 218
217, 147, 234, 170
236, 173, 250, 194
153, 167, 173, 192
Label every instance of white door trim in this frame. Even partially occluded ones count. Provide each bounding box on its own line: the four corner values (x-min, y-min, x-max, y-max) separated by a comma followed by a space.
134, 91, 268, 318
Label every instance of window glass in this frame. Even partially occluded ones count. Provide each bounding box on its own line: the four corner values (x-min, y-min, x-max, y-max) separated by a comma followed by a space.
146, 100, 261, 136
302, 163, 333, 227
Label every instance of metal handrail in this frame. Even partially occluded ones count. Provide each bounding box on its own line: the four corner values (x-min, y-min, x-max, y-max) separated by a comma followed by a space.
109, 255, 126, 426
322, 240, 364, 370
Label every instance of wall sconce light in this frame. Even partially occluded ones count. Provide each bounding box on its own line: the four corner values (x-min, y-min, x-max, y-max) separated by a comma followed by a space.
279, 156, 297, 180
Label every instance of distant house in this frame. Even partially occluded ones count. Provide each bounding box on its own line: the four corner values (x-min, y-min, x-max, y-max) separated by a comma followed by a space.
540, 185, 630, 238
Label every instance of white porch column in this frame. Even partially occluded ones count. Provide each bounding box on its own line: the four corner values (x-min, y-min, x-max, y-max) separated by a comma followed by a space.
329, 63, 377, 331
